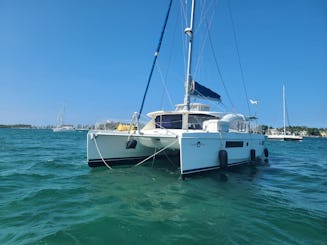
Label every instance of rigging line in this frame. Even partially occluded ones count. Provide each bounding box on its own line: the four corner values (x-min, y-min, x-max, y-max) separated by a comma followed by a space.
227, 0, 251, 115
163, 150, 178, 167
137, 0, 173, 121
157, 61, 175, 109
179, 0, 188, 28
205, 11, 235, 109
159, 10, 180, 109
285, 95, 291, 127
195, 0, 216, 36
205, 98, 227, 112
193, 0, 216, 77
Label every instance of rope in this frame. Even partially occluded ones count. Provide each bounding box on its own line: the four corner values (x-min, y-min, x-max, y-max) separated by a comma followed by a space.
134, 139, 178, 167
152, 146, 157, 167
159, 5, 180, 110
93, 134, 112, 170
180, 0, 188, 28
227, 0, 251, 115
163, 150, 178, 167
156, 61, 175, 109
285, 95, 291, 127
138, 0, 173, 121
193, 0, 216, 77
205, 18, 235, 110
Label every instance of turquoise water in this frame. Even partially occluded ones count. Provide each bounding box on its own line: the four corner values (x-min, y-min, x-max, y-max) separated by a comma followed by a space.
0, 128, 326, 245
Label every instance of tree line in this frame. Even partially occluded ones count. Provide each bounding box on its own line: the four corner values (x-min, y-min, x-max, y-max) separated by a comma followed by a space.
0, 124, 32, 128
261, 125, 326, 137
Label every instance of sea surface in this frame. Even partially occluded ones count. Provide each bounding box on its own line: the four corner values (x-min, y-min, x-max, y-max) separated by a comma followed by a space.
0, 128, 326, 245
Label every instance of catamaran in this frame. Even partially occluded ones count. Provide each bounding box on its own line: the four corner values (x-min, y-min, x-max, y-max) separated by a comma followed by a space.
87, 0, 268, 177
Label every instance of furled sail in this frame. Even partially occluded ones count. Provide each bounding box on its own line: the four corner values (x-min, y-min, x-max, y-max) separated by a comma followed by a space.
190, 81, 221, 102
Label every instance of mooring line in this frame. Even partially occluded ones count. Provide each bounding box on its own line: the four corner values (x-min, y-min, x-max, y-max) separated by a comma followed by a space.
134, 139, 178, 167
93, 134, 112, 170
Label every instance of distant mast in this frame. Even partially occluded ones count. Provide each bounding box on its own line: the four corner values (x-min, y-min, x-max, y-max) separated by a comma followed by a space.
283, 85, 286, 136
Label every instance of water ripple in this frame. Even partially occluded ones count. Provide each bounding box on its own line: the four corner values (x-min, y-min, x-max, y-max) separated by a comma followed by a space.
0, 129, 326, 244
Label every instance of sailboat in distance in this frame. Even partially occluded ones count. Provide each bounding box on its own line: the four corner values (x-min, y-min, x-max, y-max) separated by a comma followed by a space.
87, 0, 269, 177
53, 104, 75, 132
267, 85, 302, 141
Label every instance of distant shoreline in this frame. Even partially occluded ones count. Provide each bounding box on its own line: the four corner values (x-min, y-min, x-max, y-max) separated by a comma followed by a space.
1, 123, 326, 138
0, 124, 33, 129
0, 124, 91, 130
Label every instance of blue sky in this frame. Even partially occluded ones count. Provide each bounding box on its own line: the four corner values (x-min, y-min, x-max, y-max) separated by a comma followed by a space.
0, 0, 326, 128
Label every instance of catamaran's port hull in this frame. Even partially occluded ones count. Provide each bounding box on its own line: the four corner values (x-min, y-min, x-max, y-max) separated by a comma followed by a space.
87, 130, 267, 175
87, 131, 179, 167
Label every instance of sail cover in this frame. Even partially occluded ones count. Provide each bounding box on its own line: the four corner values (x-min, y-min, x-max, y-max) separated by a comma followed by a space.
190, 81, 221, 102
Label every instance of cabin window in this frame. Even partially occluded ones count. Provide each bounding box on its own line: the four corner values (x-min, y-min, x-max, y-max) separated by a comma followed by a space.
229, 120, 248, 132
188, 114, 217, 129
155, 114, 217, 130
155, 114, 182, 129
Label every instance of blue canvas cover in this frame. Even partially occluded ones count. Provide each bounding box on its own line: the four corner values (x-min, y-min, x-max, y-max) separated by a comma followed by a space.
190, 81, 221, 102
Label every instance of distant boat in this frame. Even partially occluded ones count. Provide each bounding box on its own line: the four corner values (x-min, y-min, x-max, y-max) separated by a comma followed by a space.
53, 125, 75, 132
86, 0, 269, 177
53, 105, 75, 132
267, 85, 302, 141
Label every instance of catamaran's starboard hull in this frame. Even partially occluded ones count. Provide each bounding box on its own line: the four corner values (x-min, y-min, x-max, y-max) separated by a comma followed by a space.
179, 132, 267, 175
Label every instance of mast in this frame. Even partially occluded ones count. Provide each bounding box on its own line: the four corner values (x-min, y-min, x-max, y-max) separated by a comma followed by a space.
283, 85, 286, 136
182, 0, 195, 129
183, 0, 195, 111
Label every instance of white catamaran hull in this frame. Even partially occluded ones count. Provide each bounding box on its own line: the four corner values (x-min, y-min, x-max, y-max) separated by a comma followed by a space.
87, 130, 267, 175
179, 132, 266, 175
87, 131, 179, 167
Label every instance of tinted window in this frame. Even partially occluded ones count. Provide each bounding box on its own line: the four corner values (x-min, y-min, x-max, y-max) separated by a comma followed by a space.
155, 114, 182, 129
155, 114, 217, 130
188, 114, 217, 129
